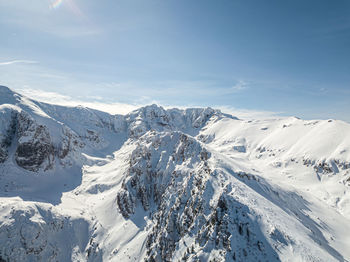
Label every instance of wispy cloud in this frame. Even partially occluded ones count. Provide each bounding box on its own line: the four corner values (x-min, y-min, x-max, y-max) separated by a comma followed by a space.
231, 80, 248, 92
0, 60, 38, 66
15, 88, 140, 115
217, 106, 283, 120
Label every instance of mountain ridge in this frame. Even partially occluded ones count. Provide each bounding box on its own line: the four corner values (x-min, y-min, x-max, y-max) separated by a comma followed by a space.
0, 86, 350, 261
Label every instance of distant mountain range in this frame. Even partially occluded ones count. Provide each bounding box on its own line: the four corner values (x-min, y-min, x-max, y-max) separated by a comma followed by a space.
0, 85, 349, 262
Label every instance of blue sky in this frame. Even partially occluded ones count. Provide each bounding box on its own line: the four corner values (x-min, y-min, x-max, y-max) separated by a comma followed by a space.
0, 0, 349, 120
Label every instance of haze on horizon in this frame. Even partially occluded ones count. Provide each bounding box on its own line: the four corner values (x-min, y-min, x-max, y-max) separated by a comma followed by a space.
0, 0, 349, 121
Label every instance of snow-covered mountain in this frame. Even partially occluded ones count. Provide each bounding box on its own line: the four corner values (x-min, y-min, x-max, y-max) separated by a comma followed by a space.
0, 85, 350, 262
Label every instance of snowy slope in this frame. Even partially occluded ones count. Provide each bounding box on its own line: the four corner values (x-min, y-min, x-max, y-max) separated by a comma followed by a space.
0, 85, 350, 262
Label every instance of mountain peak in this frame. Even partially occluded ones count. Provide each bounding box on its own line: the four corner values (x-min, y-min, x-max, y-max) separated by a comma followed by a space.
0, 85, 21, 106
130, 104, 166, 114
0, 85, 14, 94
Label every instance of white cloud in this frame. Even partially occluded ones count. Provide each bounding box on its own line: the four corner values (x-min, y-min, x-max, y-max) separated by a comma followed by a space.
15, 88, 140, 115
0, 60, 38, 66
216, 105, 283, 120
231, 80, 248, 91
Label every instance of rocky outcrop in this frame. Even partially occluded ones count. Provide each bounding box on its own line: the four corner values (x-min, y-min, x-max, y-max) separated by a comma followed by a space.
58, 126, 85, 167
0, 147, 7, 164
143, 169, 277, 262
125, 105, 225, 138
0, 110, 17, 163
0, 110, 86, 171
116, 131, 277, 261
302, 158, 350, 176
15, 112, 55, 172
117, 131, 211, 218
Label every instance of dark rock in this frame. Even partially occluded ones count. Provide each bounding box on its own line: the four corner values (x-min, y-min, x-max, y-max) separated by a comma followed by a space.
15, 112, 55, 171
16, 141, 54, 172
0, 111, 17, 163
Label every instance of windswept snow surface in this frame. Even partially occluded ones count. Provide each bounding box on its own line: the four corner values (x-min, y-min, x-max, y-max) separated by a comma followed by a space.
0, 85, 350, 261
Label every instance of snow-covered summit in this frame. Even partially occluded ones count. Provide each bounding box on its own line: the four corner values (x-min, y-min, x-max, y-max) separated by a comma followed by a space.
0, 86, 350, 261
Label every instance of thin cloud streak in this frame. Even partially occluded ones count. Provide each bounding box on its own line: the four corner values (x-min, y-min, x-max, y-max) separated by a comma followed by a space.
0, 60, 38, 66
15, 88, 140, 115
14, 87, 283, 120
217, 106, 284, 120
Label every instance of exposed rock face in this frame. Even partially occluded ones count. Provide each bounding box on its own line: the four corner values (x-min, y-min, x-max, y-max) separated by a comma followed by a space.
15, 112, 55, 171
58, 126, 85, 167
146, 192, 279, 262
0, 109, 87, 171
15, 141, 54, 172
0, 148, 7, 164
116, 131, 278, 261
116, 131, 211, 260
301, 158, 350, 178
117, 131, 211, 218
125, 105, 224, 138
0, 110, 17, 163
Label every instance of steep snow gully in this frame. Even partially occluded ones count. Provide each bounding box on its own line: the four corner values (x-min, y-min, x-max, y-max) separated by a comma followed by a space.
0, 85, 350, 261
